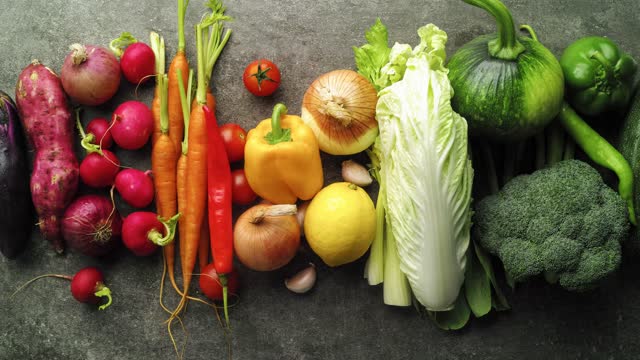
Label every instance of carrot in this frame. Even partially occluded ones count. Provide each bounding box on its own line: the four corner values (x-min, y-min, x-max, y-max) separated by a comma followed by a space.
150, 33, 181, 317
171, 67, 194, 296
150, 32, 166, 147
151, 77, 178, 243
191, 90, 216, 113
170, 1, 232, 322
166, 0, 190, 156
174, 103, 208, 319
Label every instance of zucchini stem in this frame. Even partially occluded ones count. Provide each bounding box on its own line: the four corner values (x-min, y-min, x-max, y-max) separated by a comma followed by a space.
464, 0, 525, 60
519, 24, 538, 41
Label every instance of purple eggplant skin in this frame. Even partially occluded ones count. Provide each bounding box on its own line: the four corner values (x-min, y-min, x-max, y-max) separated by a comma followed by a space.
0, 90, 33, 258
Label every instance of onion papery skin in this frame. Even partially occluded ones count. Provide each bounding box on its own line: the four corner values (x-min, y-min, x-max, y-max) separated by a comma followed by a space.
61, 45, 121, 106
234, 204, 301, 271
62, 195, 122, 257
301, 70, 378, 155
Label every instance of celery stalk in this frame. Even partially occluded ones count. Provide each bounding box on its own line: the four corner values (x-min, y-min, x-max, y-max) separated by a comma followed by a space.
383, 217, 412, 306
364, 164, 385, 285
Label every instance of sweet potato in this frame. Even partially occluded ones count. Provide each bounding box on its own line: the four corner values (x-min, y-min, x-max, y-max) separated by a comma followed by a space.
15, 60, 79, 253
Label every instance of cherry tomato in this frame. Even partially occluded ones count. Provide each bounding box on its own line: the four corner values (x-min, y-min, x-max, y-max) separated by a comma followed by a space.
242, 59, 281, 97
219, 124, 247, 163
199, 263, 239, 301
231, 169, 257, 205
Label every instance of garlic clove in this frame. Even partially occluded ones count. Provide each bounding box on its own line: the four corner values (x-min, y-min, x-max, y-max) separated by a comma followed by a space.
341, 160, 373, 187
285, 263, 317, 294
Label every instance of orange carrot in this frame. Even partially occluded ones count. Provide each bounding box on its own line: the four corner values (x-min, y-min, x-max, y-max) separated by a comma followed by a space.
171, 66, 194, 296
151, 79, 178, 226
168, 51, 188, 155
166, 0, 190, 156
198, 210, 210, 272
191, 90, 216, 113
170, 3, 232, 321
174, 104, 208, 318
151, 88, 162, 146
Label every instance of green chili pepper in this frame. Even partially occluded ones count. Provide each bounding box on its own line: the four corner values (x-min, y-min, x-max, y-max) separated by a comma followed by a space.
558, 101, 636, 225
560, 36, 637, 117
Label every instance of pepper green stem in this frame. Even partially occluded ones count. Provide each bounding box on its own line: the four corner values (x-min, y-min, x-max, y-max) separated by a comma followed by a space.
265, 103, 292, 145
591, 51, 614, 70
109, 32, 138, 58
75, 108, 102, 155
558, 102, 637, 225
148, 213, 182, 246
590, 51, 616, 92
95, 284, 113, 310
220, 275, 230, 328
463, 0, 525, 60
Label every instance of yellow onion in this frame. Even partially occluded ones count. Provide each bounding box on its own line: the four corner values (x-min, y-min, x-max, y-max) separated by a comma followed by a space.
301, 69, 378, 155
233, 204, 300, 271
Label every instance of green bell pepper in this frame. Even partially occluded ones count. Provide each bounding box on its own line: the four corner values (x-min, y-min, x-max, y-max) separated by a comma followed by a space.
560, 36, 637, 117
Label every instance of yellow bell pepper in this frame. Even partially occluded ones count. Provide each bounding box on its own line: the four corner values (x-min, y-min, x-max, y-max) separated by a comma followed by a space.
244, 103, 324, 204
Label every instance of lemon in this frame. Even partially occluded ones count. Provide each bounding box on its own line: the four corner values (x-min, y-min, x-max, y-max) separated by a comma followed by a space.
304, 182, 376, 267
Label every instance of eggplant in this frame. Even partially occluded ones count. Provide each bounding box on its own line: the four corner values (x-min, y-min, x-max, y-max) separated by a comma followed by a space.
0, 90, 32, 258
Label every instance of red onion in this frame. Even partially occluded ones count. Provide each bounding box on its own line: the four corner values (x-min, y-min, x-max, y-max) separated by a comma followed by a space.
62, 194, 122, 257
60, 44, 120, 106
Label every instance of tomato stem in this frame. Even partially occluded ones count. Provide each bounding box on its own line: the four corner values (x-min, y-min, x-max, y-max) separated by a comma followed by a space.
251, 61, 276, 90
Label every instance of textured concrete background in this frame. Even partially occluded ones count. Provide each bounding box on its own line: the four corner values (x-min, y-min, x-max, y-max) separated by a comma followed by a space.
1, 0, 639, 359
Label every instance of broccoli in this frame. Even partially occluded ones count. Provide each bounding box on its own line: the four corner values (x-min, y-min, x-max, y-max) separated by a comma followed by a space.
474, 159, 630, 291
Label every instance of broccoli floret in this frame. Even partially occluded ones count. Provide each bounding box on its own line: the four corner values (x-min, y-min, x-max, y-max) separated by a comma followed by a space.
474, 160, 630, 291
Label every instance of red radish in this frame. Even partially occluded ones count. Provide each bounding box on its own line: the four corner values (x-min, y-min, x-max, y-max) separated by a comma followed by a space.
71, 267, 112, 307
11, 266, 112, 310
86, 117, 114, 149
122, 211, 179, 256
62, 194, 122, 257
109, 32, 155, 85
15, 60, 79, 253
60, 44, 120, 106
121, 43, 155, 85
114, 169, 154, 208
76, 110, 120, 188
199, 263, 239, 301
111, 100, 154, 150
80, 151, 120, 188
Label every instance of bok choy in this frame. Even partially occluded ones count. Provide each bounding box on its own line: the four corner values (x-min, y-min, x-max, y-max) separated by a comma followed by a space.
355, 19, 508, 326
375, 24, 473, 311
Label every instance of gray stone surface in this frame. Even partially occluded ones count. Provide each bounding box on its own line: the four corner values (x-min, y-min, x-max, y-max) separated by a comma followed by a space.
1, 0, 639, 359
